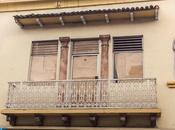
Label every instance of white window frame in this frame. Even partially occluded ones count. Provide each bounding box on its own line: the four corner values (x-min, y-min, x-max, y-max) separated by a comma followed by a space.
70, 40, 101, 80
27, 40, 59, 81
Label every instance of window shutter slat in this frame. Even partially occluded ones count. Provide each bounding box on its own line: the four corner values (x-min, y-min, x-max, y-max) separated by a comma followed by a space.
32, 41, 58, 56
113, 35, 143, 52
72, 40, 99, 54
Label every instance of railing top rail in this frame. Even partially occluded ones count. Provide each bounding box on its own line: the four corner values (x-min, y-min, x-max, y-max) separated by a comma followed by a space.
8, 78, 156, 84
111, 78, 156, 81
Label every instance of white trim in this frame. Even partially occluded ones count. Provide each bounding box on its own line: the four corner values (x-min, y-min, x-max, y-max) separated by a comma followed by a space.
109, 37, 113, 79
98, 40, 102, 79
142, 36, 144, 78
56, 40, 61, 80
27, 42, 33, 81
67, 41, 72, 80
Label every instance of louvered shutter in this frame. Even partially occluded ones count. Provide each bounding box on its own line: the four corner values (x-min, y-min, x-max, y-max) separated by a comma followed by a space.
113, 35, 143, 79
30, 40, 58, 81
32, 41, 58, 55
72, 40, 99, 54
113, 35, 143, 52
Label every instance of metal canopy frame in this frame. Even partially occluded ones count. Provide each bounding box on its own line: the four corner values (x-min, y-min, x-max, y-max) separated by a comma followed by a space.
14, 5, 159, 29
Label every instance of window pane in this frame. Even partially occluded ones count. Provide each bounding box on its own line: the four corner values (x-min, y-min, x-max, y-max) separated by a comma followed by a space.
72, 55, 97, 79
114, 52, 143, 78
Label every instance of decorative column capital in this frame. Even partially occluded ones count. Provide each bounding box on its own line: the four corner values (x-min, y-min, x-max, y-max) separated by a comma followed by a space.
99, 34, 110, 46
59, 37, 70, 48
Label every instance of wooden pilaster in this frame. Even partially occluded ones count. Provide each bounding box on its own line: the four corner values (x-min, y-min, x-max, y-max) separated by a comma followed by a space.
59, 37, 70, 80
99, 34, 110, 79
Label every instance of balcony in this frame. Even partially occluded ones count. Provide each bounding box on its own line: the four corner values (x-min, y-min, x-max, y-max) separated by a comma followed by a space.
6, 78, 157, 109
1, 78, 161, 127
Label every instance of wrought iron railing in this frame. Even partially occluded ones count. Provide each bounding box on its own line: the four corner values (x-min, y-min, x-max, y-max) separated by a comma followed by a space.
6, 78, 157, 109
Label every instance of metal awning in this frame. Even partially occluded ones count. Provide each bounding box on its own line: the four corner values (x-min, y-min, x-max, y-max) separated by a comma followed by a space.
14, 5, 159, 29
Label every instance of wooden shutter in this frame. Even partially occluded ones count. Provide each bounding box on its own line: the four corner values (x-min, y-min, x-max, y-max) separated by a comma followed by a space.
114, 52, 143, 78
72, 40, 99, 54
113, 35, 143, 79
72, 55, 97, 79
71, 40, 99, 79
30, 40, 58, 81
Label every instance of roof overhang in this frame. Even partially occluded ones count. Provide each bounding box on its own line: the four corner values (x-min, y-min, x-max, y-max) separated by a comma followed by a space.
14, 5, 159, 29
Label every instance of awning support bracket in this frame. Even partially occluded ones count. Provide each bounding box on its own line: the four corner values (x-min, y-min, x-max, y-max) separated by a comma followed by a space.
36, 18, 43, 27
105, 14, 110, 24
80, 15, 87, 25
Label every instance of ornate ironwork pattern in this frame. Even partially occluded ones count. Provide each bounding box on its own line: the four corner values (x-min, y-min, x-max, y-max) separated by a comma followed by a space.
6, 78, 157, 109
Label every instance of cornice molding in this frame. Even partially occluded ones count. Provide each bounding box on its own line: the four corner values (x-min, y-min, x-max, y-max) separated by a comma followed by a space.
0, 0, 162, 12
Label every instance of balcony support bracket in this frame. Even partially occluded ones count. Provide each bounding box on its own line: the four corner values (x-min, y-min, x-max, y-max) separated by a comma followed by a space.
61, 115, 71, 126
34, 114, 44, 126
89, 115, 98, 127
6, 115, 17, 126
120, 114, 127, 127
150, 113, 157, 127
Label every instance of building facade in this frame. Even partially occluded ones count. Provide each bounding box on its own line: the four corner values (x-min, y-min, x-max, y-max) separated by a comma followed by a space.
0, 0, 175, 129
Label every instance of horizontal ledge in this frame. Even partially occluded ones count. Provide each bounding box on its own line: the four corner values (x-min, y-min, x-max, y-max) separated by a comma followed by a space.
0, 0, 160, 4
0, 0, 161, 13
167, 81, 175, 88
1, 108, 161, 115
0, 0, 48, 4
4, 127, 163, 130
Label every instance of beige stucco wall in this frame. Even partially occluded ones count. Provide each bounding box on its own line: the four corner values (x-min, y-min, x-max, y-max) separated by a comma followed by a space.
0, 0, 175, 129
0, 0, 161, 12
